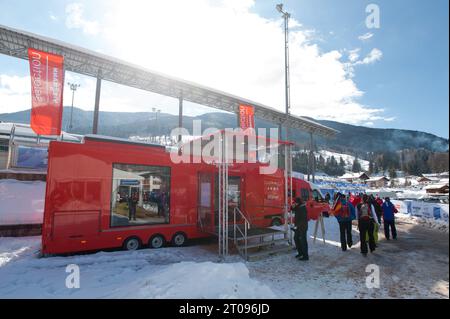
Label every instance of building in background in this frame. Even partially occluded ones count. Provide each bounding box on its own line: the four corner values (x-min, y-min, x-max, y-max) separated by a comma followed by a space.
366, 176, 390, 188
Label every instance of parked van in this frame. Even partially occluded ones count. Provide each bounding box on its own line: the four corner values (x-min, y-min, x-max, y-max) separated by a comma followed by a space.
291, 177, 331, 220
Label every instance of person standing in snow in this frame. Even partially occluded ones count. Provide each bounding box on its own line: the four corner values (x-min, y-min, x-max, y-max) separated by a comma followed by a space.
370, 194, 383, 224
334, 193, 356, 251
291, 197, 309, 261
356, 194, 380, 256
382, 197, 398, 240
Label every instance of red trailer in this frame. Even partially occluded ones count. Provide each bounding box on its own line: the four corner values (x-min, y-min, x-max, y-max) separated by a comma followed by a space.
41, 134, 292, 255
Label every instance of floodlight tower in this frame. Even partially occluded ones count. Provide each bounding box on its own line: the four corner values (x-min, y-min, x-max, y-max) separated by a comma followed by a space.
276, 3, 291, 140
67, 82, 81, 132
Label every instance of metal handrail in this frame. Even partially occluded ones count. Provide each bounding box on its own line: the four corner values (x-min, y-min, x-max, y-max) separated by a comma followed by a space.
233, 207, 250, 260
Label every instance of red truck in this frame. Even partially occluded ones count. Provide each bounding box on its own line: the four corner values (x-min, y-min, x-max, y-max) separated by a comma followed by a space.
291, 177, 331, 220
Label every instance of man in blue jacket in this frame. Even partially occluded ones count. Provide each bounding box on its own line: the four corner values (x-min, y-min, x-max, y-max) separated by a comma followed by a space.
382, 197, 398, 240
334, 193, 356, 251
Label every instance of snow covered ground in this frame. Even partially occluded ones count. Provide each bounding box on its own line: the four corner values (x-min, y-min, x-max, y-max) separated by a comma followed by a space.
318, 150, 370, 172
0, 217, 448, 299
396, 213, 449, 234
0, 179, 45, 225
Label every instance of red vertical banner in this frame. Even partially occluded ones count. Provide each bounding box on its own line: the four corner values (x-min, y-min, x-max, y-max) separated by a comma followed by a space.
239, 105, 256, 162
28, 48, 64, 135
239, 104, 255, 130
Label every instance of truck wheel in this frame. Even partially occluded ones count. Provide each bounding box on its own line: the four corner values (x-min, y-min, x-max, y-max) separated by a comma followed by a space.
149, 234, 165, 249
123, 237, 141, 251
171, 232, 187, 247
271, 218, 282, 226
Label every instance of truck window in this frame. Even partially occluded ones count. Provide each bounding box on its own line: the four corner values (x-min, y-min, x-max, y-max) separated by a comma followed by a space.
312, 189, 323, 202
111, 163, 170, 227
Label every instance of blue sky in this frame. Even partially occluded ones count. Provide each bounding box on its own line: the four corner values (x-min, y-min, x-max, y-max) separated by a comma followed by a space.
0, 0, 448, 138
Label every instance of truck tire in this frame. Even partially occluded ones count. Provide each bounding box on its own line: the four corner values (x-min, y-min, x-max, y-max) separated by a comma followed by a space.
149, 234, 165, 249
171, 232, 187, 247
123, 237, 141, 251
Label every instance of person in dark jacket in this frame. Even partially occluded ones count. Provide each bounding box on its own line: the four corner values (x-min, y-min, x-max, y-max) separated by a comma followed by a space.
356, 194, 380, 256
291, 197, 309, 261
334, 194, 356, 251
382, 197, 398, 240
128, 193, 138, 221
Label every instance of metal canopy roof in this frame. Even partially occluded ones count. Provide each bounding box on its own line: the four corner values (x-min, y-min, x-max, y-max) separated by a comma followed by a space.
0, 24, 338, 138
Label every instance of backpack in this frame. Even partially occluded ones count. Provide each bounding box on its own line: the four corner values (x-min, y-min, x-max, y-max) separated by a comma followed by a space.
359, 203, 371, 220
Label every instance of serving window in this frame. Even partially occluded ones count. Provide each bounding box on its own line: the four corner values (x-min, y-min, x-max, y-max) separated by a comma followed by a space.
110, 163, 170, 227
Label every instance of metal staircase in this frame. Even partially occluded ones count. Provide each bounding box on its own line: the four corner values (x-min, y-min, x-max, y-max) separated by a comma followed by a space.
232, 207, 292, 261
211, 130, 295, 261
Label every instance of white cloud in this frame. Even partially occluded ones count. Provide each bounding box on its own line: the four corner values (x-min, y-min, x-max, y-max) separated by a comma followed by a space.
0, 75, 31, 114
98, 0, 391, 124
65, 3, 100, 35
358, 32, 374, 41
354, 48, 383, 65
3, 0, 392, 126
348, 48, 360, 63
49, 13, 58, 21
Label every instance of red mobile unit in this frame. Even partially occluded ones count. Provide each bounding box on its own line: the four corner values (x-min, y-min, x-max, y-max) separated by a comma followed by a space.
42, 135, 289, 255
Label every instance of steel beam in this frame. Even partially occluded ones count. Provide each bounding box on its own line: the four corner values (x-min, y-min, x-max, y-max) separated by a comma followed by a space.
0, 24, 339, 138
92, 75, 102, 134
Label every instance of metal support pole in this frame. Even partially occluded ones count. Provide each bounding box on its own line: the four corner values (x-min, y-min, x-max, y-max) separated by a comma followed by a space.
283, 9, 291, 141
218, 136, 222, 257
178, 93, 183, 142
309, 132, 315, 183
284, 144, 289, 233
69, 89, 75, 131
92, 75, 102, 134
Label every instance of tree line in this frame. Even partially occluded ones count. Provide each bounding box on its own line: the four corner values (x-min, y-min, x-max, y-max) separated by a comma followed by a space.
293, 148, 449, 177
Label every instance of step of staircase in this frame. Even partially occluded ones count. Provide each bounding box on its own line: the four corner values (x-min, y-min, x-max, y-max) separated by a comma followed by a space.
246, 243, 294, 262
236, 238, 289, 250
230, 226, 287, 241
230, 225, 293, 261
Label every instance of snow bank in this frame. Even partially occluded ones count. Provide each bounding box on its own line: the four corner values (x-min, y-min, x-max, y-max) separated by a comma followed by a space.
397, 214, 449, 233
392, 199, 449, 233
134, 262, 276, 299
0, 179, 45, 225
0, 241, 275, 299
0, 237, 39, 267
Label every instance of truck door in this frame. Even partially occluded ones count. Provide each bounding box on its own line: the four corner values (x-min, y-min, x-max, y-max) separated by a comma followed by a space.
198, 172, 214, 233
213, 174, 242, 226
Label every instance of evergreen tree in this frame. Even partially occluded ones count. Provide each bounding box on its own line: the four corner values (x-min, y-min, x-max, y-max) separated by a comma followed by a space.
352, 157, 362, 173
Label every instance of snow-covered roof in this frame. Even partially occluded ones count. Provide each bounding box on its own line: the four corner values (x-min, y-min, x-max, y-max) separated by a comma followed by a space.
366, 176, 389, 182
340, 172, 369, 179
424, 183, 449, 190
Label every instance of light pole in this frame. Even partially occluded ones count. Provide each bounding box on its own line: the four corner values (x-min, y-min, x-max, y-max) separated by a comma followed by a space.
67, 82, 80, 132
276, 3, 291, 140
151, 108, 161, 142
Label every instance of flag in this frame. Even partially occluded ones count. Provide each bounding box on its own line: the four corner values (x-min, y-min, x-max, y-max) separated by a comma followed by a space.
239, 105, 255, 130
28, 48, 64, 135
332, 199, 342, 215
